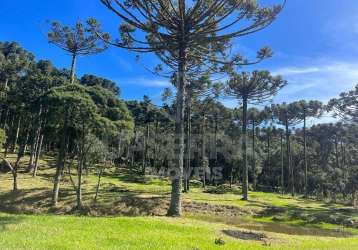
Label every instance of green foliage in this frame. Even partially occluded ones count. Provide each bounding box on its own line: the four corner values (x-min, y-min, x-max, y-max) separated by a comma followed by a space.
0, 41, 34, 87
46, 83, 134, 139
0, 129, 6, 149
80, 74, 120, 96
328, 84, 358, 123
48, 21, 108, 56
225, 71, 287, 104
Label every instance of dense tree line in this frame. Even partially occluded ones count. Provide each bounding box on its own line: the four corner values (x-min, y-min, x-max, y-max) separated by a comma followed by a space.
0, 0, 357, 215
0, 40, 357, 211
0, 41, 134, 209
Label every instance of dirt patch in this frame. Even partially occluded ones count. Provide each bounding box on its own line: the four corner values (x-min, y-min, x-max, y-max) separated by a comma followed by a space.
183, 201, 249, 217
0, 189, 251, 217
223, 230, 267, 241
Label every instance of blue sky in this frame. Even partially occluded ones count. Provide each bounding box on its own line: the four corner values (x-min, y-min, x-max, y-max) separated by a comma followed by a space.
1, 0, 358, 118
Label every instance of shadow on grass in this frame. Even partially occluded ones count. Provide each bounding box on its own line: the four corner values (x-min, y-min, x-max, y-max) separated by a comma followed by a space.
0, 214, 24, 232
0, 188, 53, 214
255, 203, 357, 229
0, 184, 171, 217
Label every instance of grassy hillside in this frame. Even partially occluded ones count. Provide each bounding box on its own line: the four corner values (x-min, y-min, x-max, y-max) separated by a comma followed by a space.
0, 154, 357, 249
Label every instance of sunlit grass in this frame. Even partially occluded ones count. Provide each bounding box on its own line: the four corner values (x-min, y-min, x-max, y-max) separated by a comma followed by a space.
0, 213, 357, 250
0, 153, 357, 249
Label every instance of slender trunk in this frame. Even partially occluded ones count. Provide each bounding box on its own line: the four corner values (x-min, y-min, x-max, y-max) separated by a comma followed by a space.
12, 117, 21, 153
285, 120, 294, 196
142, 123, 149, 175
334, 136, 339, 169
146, 123, 149, 167
94, 168, 104, 203
2, 107, 9, 130
77, 119, 87, 209
167, 43, 186, 216
252, 121, 256, 190
340, 141, 345, 171
242, 97, 248, 200
8, 113, 15, 135
201, 115, 207, 189
52, 112, 68, 206
184, 101, 191, 192
77, 158, 83, 209
153, 121, 159, 170
267, 130, 271, 185
28, 106, 42, 171
213, 118, 218, 185
291, 151, 294, 197
28, 142, 36, 170
281, 131, 284, 195
4, 78, 9, 89
303, 110, 308, 198
230, 166, 233, 188
12, 170, 18, 191
230, 139, 234, 187
70, 53, 77, 84
12, 126, 30, 191
131, 130, 137, 168
33, 134, 44, 177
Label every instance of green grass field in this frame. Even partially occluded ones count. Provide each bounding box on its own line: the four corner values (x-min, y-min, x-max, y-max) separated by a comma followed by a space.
0, 154, 357, 249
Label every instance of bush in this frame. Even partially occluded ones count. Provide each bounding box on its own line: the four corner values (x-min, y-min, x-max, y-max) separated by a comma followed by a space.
204, 184, 233, 194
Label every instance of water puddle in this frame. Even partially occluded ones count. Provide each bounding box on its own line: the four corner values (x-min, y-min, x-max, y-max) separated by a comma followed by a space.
188, 214, 355, 238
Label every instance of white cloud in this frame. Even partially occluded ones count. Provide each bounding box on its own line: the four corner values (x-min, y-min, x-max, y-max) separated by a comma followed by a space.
120, 77, 171, 88
272, 67, 320, 76
272, 60, 358, 103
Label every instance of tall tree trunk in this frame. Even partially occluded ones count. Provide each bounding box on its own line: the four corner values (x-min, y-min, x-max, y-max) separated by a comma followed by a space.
145, 123, 149, 168
52, 112, 69, 206
242, 96, 248, 200
184, 101, 191, 192
290, 151, 294, 196
33, 134, 44, 177
4, 78, 9, 89
94, 168, 104, 203
77, 119, 88, 209
130, 130, 137, 168
77, 157, 83, 209
213, 118, 218, 185
303, 110, 308, 197
12, 126, 30, 191
167, 43, 186, 216
153, 120, 159, 170
334, 136, 339, 169
29, 107, 43, 170
267, 130, 271, 186
70, 53, 77, 84
12, 117, 21, 153
201, 115, 207, 189
142, 123, 149, 175
230, 138, 235, 188
281, 131, 284, 195
252, 121, 257, 190
285, 118, 292, 195
2, 106, 9, 130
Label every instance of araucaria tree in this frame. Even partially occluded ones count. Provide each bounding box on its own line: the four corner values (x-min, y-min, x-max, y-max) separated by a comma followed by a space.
48, 21, 108, 84
225, 71, 286, 200
91, 0, 285, 216
328, 84, 358, 123
295, 100, 323, 197
271, 102, 302, 196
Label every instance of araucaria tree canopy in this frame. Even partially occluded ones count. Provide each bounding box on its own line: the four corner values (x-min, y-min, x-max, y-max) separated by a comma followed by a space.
90, 0, 286, 216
